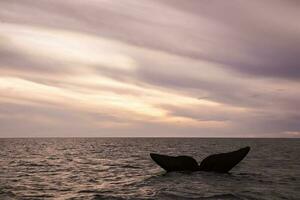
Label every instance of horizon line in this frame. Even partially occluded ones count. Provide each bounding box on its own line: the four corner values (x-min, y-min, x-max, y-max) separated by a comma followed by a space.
0, 136, 299, 139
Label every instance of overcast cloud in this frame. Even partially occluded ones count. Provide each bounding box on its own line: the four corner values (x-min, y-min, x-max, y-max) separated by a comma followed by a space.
0, 0, 299, 137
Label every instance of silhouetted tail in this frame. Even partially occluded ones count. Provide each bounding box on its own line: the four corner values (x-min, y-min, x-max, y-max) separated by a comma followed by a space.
199, 146, 250, 173
150, 153, 199, 172
150, 146, 250, 173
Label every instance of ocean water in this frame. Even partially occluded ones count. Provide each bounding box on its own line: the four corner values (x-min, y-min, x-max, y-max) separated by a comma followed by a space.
0, 138, 299, 200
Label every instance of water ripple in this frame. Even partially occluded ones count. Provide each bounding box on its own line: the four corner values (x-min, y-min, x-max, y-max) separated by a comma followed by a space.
0, 138, 299, 199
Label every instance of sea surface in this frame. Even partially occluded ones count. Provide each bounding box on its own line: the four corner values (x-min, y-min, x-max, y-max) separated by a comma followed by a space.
0, 138, 299, 200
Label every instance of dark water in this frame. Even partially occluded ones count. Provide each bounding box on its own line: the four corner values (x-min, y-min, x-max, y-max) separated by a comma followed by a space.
0, 138, 299, 200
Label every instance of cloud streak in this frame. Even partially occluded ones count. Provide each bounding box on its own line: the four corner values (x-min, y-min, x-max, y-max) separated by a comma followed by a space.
0, 0, 299, 137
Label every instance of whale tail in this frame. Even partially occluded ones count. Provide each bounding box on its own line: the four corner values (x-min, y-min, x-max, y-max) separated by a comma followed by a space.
150, 153, 199, 172
199, 146, 250, 173
150, 146, 250, 173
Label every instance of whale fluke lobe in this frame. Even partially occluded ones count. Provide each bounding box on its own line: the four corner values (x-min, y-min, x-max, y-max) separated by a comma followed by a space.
199, 146, 250, 173
150, 146, 250, 173
150, 153, 199, 172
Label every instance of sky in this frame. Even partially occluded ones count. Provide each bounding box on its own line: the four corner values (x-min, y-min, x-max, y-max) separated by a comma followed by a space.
0, 0, 299, 137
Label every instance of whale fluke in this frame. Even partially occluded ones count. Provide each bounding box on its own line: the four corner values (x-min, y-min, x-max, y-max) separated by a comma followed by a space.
150, 153, 199, 172
199, 146, 250, 173
150, 146, 250, 173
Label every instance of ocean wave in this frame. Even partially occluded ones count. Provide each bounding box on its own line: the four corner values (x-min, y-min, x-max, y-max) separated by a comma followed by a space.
0, 138, 299, 200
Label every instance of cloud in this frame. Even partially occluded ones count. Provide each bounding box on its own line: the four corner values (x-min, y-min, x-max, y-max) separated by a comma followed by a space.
155, 0, 300, 79
0, 0, 299, 137
2, 0, 299, 80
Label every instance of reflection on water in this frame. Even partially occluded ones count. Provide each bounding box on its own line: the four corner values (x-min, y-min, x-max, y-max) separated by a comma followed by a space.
0, 138, 299, 199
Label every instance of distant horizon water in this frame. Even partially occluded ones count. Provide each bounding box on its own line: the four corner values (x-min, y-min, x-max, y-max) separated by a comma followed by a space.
1, 137, 300, 139
1, 138, 299, 199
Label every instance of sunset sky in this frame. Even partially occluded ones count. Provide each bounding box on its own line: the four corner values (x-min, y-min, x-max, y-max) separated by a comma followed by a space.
0, 0, 299, 137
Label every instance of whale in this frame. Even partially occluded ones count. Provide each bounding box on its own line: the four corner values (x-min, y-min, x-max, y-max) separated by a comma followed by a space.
150, 146, 250, 173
